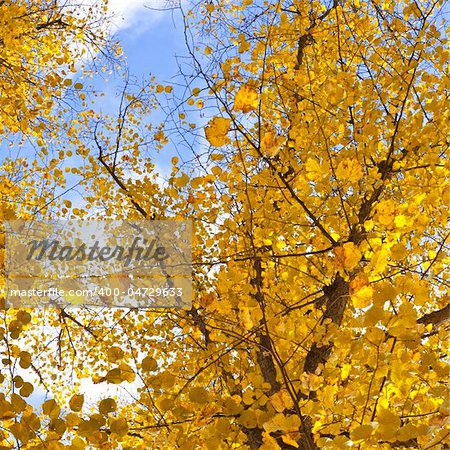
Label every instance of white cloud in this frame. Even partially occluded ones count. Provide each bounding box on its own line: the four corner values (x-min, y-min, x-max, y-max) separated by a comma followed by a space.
107, 0, 163, 35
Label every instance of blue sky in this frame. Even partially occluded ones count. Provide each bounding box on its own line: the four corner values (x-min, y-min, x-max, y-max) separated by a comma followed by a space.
55, 3, 196, 211
17, 1, 185, 405
106, 1, 186, 87
0, 1, 213, 208
0, 2, 190, 215
115, 7, 185, 80
91, 2, 188, 169
19, 5, 190, 411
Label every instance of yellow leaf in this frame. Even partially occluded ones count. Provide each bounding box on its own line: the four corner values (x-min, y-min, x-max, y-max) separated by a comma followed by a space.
10, 393, 26, 413
118, 363, 136, 383
20, 383, 34, 397
222, 396, 243, 415
233, 84, 259, 113
352, 285, 373, 308
261, 131, 280, 156
334, 242, 362, 271
377, 407, 401, 439
42, 399, 61, 419
240, 307, 254, 330
106, 368, 122, 384
396, 424, 419, 442
154, 130, 165, 141
237, 409, 258, 428
261, 431, 281, 449
141, 356, 158, 372
341, 364, 351, 380
305, 158, 324, 181
350, 424, 374, 441
368, 247, 389, 275
174, 172, 190, 188
99, 398, 117, 415
189, 387, 209, 404
263, 414, 299, 433
110, 418, 128, 437
205, 117, 231, 147
335, 158, 364, 182
270, 390, 293, 413
107, 346, 124, 362
211, 166, 222, 175
69, 394, 84, 412
78, 418, 100, 437
281, 435, 299, 448
18, 351, 31, 369
71, 437, 86, 449
391, 243, 407, 260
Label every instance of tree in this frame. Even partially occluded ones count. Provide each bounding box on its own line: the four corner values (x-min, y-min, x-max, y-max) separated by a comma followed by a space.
0, 0, 115, 447
1, 0, 449, 449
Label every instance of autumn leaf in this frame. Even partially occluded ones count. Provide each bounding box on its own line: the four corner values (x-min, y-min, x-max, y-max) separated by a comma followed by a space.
334, 242, 362, 271
233, 84, 259, 113
141, 356, 158, 372
42, 399, 61, 419
189, 387, 209, 404
110, 418, 128, 437
335, 158, 364, 183
204, 117, 231, 147
350, 424, 374, 442
1, 0, 448, 448
69, 394, 84, 412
